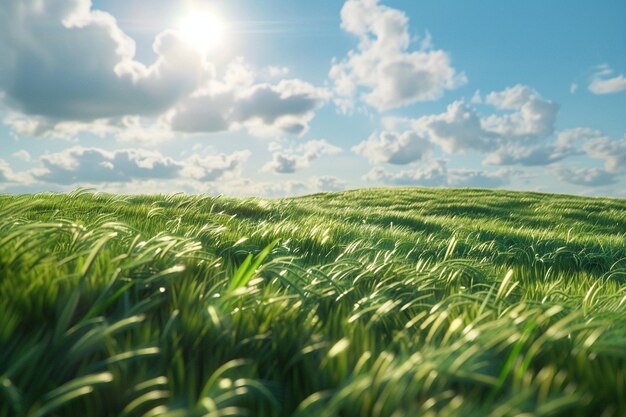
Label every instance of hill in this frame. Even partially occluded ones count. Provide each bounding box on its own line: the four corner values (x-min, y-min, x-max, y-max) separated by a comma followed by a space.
1, 188, 625, 417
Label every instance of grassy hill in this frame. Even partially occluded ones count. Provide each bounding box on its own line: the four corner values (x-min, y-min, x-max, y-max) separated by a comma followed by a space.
1, 188, 625, 417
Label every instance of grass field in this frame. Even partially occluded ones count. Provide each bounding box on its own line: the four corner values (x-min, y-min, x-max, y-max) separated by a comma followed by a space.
1, 188, 626, 417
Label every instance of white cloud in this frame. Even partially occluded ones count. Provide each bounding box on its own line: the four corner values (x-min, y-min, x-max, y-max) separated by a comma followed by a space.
233, 80, 330, 137
413, 100, 497, 153
311, 176, 348, 192
352, 131, 432, 164
15, 155, 347, 196
470, 90, 482, 104
266, 66, 290, 78
0, 159, 33, 187
411, 85, 559, 156
164, 90, 234, 134
364, 160, 513, 188
167, 67, 330, 137
330, 0, 466, 112
483, 128, 601, 168
0, 0, 211, 123
0, 3, 327, 141
3, 112, 179, 144
36, 147, 184, 184
483, 144, 579, 167
263, 154, 298, 174
588, 65, 626, 95
3, 112, 115, 140
354, 85, 565, 177
0, 160, 16, 183
33, 147, 248, 185
263, 139, 341, 173
181, 151, 251, 181
553, 166, 618, 187
447, 168, 514, 188
583, 135, 626, 173
363, 160, 448, 187
570, 83, 578, 94
555, 127, 603, 148
481, 85, 559, 139
12, 150, 32, 162
114, 117, 177, 143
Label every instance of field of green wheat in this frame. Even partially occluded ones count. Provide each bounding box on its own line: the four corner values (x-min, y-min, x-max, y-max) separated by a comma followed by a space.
1, 188, 625, 417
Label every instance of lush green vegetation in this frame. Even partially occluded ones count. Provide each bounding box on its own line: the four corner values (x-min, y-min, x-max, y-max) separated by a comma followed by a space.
1, 188, 625, 417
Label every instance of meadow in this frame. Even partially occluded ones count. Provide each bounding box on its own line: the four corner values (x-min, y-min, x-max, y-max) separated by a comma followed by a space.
1, 187, 625, 417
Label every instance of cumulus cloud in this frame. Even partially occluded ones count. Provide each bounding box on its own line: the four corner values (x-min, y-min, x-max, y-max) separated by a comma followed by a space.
541, 132, 626, 188
481, 85, 559, 139
447, 168, 514, 188
266, 66, 290, 78
263, 154, 298, 174
0, 3, 327, 140
413, 100, 497, 153
553, 167, 618, 187
547, 131, 626, 188
364, 160, 513, 188
167, 60, 330, 137
353, 85, 566, 179
482, 127, 603, 167
36, 148, 184, 184
0, 159, 32, 186
588, 65, 626, 95
330, 0, 465, 112
263, 139, 341, 173
0, 160, 16, 183
555, 128, 603, 148
483, 144, 579, 167
352, 131, 432, 165
0, 0, 210, 124
164, 90, 234, 134
364, 160, 448, 187
3, 112, 182, 144
356, 83, 621, 191
410, 85, 559, 158
181, 151, 251, 181
470, 90, 483, 104
33, 147, 248, 185
3, 112, 113, 139
311, 176, 348, 192
583, 135, 626, 173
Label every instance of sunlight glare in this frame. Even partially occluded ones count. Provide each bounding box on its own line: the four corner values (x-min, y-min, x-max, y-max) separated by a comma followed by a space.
178, 9, 225, 54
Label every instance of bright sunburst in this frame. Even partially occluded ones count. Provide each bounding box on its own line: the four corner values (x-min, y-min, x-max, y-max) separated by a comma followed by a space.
177, 8, 225, 54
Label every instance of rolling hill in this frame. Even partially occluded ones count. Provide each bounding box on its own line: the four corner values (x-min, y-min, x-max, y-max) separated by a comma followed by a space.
1, 188, 625, 417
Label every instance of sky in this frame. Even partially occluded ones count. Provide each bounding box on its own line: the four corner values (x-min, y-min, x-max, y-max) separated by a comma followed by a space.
1, 0, 625, 197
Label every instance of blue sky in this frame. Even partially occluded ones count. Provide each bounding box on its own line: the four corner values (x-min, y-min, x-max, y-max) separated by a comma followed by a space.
1, 0, 625, 197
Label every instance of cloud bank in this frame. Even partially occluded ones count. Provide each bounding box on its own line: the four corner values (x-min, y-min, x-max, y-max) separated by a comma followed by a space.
33, 147, 249, 185
365, 160, 514, 188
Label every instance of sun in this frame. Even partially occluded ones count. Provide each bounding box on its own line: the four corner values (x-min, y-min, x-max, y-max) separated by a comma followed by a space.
177, 8, 225, 54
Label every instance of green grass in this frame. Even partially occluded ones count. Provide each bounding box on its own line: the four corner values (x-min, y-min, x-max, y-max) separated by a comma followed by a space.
1, 187, 625, 417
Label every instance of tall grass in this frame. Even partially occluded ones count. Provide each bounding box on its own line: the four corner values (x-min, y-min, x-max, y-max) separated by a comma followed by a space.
1, 188, 625, 416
